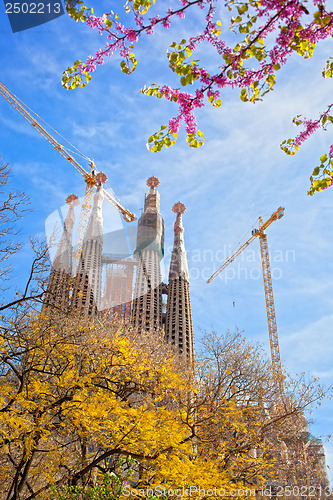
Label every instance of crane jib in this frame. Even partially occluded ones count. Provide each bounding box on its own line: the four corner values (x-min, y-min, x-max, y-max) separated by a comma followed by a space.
0, 81, 135, 223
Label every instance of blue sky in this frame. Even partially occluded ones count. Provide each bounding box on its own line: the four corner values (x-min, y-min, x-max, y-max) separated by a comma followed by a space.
1, 0, 333, 482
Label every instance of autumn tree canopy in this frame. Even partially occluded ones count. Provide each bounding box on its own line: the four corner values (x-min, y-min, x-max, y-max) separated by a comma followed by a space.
63, 0, 333, 194
0, 314, 326, 499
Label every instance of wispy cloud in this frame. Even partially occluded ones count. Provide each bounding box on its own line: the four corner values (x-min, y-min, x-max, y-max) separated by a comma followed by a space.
281, 314, 333, 369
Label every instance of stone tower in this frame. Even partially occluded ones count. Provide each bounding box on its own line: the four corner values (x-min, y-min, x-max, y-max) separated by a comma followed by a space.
71, 173, 106, 317
131, 176, 165, 332
165, 202, 194, 364
43, 194, 79, 313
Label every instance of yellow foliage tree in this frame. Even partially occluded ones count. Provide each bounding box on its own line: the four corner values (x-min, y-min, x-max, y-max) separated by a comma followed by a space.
0, 164, 328, 499
0, 315, 326, 500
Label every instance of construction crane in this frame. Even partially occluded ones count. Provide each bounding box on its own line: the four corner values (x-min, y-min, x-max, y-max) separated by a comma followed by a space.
0, 82, 135, 268
207, 207, 285, 382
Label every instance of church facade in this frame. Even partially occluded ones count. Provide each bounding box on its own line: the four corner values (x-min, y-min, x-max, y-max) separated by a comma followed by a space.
44, 176, 194, 363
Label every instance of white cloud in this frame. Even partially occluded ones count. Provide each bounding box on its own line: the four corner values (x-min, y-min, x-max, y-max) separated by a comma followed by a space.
281, 314, 333, 369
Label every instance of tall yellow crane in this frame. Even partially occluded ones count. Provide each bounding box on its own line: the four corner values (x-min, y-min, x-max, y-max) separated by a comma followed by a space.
207, 207, 285, 380
0, 82, 135, 268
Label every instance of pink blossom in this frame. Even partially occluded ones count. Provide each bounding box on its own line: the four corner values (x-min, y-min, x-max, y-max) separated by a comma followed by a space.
125, 29, 138, 43
95, 50, 104, 65
162, 18, 171, 28
115, 22, 125, 33
169, 115, 182, 133
135, 15, 144, 28
119, 48, 131, 57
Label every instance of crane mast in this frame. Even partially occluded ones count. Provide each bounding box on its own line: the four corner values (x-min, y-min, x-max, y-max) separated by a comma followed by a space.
0, 82, 135, 269
207, 207, 284, 381
259, 218, 281, 376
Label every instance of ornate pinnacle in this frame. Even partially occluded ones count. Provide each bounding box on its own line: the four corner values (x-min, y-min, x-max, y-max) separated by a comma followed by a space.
172, 201, 186, 215
66, 194, 80, 206
147, 176, 160, 189
95, 172, 108, 185
173, 202, 186, 235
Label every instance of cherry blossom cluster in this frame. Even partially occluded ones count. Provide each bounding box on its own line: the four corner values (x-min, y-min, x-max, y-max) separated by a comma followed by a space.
288, 104, 333, 194
294, 119, 322, 147
70, 2, 208, 78
64, 0, 332, 159
292, 104, 333, 154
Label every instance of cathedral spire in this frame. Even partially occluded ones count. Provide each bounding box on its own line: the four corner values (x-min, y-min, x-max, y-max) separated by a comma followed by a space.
72, 173, 107, 316
132, 176, 165, 332
43, 194, 79, 313
165, 202, 194, 364
54, 194, 79, 274
169, 202, 189, 281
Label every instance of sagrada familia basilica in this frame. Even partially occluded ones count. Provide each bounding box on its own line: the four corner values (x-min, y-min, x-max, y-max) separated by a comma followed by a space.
44, 175, 194, 364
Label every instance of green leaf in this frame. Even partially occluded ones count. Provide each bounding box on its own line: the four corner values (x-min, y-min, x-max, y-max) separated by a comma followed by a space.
240, 88, 248, 102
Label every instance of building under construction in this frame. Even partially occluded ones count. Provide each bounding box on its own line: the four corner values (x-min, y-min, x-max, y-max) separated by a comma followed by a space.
44, 176, 194, 363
